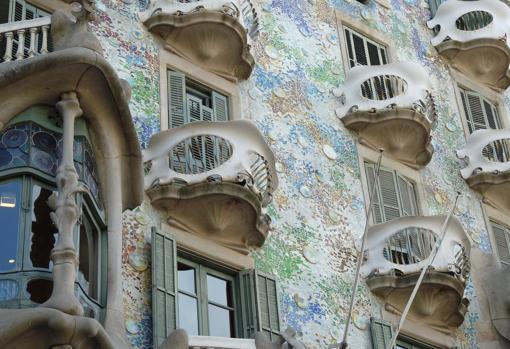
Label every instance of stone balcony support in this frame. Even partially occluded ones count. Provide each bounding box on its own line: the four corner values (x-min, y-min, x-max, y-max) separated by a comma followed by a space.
427, 0, 510, 90
140, 0, 259, 80
335, 62, 437, 168
361, 215, 471, 332
143, 120, 278, 254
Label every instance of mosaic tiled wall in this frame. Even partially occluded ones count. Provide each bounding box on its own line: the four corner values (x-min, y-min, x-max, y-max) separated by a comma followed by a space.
90, 0, 510, 348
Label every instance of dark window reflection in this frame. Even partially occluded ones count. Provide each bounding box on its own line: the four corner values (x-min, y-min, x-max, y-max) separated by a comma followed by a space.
0, 181, 21, 272
30, 185, 57, 269
78, 212, 99, 301
26, 278, 52, 304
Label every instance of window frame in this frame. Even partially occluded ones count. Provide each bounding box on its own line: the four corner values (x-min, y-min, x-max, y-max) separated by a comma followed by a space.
159, 50, 241, 131
451, 70, 509, 139
396, 335, 441, 349
482, 204, 510, 266
358, 145, 427, 225
177, 254, 239, 338
336, 10, 396, 75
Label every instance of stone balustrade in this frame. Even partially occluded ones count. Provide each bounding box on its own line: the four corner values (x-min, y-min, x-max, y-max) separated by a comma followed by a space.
335, 62, 437, 168
0, 17, 51, 63
188, 336, 256, 349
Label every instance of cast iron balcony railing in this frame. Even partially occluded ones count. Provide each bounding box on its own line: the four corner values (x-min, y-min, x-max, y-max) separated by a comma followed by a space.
360, 215, 471, 331
0, 16, 51, 63
428, 0, 510, 90
140, 0, 259, 80
143, 120, 278, 254
335, 62, 437, 168
457, 128, 510, 213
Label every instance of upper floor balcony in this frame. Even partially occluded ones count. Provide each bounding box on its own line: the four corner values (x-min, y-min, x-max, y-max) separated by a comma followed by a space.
457, 128, 510, 213
428, 0, 510, 90
335, 62, 437, 168
143, 120, 278, 254
360, 215, 471, 332
140, 0, 259, 81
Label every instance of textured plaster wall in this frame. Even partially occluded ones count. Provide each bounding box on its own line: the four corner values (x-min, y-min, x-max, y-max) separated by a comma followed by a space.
88, 0, 510, 348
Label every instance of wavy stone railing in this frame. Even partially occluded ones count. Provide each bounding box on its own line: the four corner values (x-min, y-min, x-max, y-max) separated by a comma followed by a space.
427, 0, 510, 90
0, 16, 51, 63
457, 128, 510, 212
143, 120, 278, 253
335, 62, 437, 168
361, 215, 471, 330
140, 0, 258, 80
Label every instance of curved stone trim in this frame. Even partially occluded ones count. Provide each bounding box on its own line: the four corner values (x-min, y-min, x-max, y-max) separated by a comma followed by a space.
342, 107, 434, 168
143, 5, 255, 80
427, 0, 510, 47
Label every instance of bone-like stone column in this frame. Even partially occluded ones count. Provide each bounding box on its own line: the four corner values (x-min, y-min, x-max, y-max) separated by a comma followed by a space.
41, 92, 85, 316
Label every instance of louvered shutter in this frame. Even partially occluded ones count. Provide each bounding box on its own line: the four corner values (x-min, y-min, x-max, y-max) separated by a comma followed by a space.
378, 168, 402, 222
370, 318, 394, 349
397, 174, 418, 217
365, 163, 384, 224
239, 270, 281, 342
428, 0, 445, 18
212, 91, 229, 122
491, 223, 510, 265
168, 71, 187, 129
152, 228, 178, 347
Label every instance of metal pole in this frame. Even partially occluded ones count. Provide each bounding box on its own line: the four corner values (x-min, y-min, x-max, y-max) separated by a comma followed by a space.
385, 192, 461, 349
337, 148, 384, 349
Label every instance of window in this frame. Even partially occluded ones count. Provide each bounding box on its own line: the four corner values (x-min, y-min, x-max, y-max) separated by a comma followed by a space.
167, 70, 229, 129
0, 0, 49, 25
0, 107, 105, 320
365, 162, 419, 224
459, 87, 510, 161
427, 0, 445, 19
151, 229, 281, 346
371, 319, 439, 349
490, 222, 510, 265
343, 26, 389, 69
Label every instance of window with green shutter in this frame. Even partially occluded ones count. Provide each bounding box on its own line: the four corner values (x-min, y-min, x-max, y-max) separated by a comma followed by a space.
459, 87, 510, 162
365, 163, 419, 224
490, 222, 510, 265
151, 237, 282, 345
427, 0, 446, 19
370, 318, 394, 349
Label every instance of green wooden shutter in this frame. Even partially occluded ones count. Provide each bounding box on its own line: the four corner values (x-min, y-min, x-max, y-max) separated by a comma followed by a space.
491, 223, 510, 265
370, 318, 394, 349
9, 0, 49, 22
365, 163, 384, 224
378, 168, 401, 223
239, 270, 281, 342
168, 71, 187, 129
428, 0, 445, 18
397, 174, 418, 217
152, 228, 178, 347
212, 91, 229, 122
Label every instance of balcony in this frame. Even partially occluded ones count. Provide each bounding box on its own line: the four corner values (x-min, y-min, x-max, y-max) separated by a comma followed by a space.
335, 62, 437, 168
143, 120, 278, 254
140, 0, 259, 81
188, 336, 255, 349
360, 215, 471, 332
427, 0, 510, 90
0, 17, 51, 63
457, 128, 510, 213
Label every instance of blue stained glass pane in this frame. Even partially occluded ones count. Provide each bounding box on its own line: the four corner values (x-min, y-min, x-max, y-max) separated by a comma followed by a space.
0, 181, 21, 272
0, 279, 18, 301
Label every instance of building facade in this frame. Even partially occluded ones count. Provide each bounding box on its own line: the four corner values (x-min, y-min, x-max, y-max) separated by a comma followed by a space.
0, 0, 509, 348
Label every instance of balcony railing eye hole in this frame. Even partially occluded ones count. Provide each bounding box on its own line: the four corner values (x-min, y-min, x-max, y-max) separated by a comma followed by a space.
360, 75, 408, 101
482, 138, 510, 163
168, 135, 233, 175
382, 227, 437, 265
455, 11, 493, 32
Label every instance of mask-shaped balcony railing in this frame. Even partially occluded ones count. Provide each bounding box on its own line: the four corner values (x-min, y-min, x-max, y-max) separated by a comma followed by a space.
143, 120, 278, 253
140, 0, 259, 80
0, 17, 51, 64
427, 0, 510, 90
457, 128, 510, 212
335, 62, 437, 168
360, 215, 471, 331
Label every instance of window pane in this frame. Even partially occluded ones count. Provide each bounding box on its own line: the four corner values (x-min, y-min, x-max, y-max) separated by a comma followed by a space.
78, 213, 99, 300
208, 304, 234, 337
0, 181, 22, 272
178, 293, 199, 335
26, 278, 52, 304
178, 263, 196, 294
207, 274, 232, 307
30, 185, 57, 269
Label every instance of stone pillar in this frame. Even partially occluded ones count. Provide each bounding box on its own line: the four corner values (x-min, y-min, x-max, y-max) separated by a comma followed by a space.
41, 92, 85, 316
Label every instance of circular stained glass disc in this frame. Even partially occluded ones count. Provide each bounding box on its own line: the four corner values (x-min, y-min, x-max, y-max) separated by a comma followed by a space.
33, 132, 57, 153
0, 150, 12, 167
2, 129, 28, 148
32, 149, 55, 172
